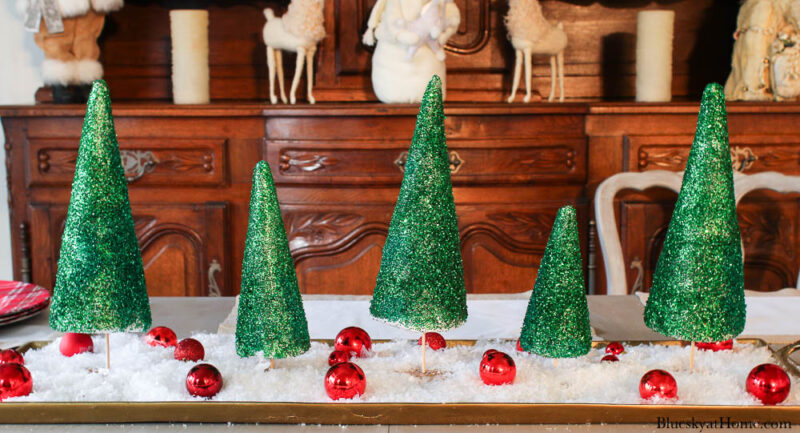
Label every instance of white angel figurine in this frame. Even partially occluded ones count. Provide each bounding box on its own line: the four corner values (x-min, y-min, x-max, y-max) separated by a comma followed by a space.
362, 0, 461, 103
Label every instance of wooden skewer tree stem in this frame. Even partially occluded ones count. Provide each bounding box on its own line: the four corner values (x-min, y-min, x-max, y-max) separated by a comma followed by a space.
421, 333, 427, 374
106, 334, 111, 370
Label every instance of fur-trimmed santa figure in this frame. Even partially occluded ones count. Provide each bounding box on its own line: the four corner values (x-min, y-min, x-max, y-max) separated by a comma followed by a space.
19, 0, 123, 102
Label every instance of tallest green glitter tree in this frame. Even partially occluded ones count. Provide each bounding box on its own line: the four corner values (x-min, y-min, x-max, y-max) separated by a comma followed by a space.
49, 80, 152, 333
644, 83, 746, 343
370, 76, 468, 332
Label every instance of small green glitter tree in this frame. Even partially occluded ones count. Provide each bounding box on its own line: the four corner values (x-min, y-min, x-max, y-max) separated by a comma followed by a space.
49, 80, 152, 336
236, 161, 310, 360
644, 83, 746, 344
519, 205, 591, 359
370, 76, 467, 338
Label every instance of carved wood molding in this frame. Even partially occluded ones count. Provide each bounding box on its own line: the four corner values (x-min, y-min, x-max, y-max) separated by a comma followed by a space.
518, 148, 576, 170
36, 147, 216, 183
279, 152, 339, 173
638, 145, 797, 173
486, 211, 555, 244
286, 212, 366, 249
459, 222, 546, 255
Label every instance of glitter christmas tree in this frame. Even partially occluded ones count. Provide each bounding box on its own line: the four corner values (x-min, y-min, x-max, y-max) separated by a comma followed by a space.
236, 161, 310, 359
519, 205, 591, 359
49, 80, 152, 333
644, 83, 746, 343
370, 76, 467, 333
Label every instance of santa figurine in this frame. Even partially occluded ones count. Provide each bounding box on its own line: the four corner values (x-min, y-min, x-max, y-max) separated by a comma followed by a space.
19, 0, 123, 103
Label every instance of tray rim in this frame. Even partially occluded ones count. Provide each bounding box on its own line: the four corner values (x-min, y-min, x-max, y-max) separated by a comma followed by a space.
2, 338, 798, 425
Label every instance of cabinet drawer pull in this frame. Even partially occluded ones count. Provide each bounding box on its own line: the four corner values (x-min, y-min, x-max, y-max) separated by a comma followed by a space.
121, 150, 159, 183
394, 150, 464, 174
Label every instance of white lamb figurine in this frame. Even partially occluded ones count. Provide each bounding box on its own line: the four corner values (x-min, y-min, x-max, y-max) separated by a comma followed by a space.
263, 0, 325, 104
505, 0, 567, 103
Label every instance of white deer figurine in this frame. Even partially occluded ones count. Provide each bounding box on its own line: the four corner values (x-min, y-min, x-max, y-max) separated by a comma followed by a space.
505, 0, 567, 102
263, 0, 326, 104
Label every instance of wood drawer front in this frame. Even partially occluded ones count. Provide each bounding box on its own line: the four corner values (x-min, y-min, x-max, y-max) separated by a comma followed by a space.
283, 201, 586, 294
28, 202, 230, 297
627, 135, 800, 174
267, 138, 586, 185
27, 138, 226, 187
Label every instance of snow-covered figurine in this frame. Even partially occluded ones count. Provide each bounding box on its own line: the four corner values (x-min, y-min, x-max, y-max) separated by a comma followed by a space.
505, 0, 567, 103
262, 0, 325, 104
362, 0, 460, 103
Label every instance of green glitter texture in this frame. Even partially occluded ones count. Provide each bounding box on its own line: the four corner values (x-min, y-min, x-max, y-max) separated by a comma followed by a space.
644, 83, 746, 343
49, 80, 152, 333
519, 205, 591, 358
369, 76, 467, 332
236, 161, 310, 358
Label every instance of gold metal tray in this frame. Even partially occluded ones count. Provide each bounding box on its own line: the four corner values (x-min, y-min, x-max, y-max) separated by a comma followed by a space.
0, 338, 798, 425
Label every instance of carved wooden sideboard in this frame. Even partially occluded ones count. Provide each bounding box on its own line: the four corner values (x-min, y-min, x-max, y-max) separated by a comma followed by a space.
3, 103, 800, 296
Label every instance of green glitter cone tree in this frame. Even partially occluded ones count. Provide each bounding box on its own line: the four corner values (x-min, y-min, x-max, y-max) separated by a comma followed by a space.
370, 76, 467, 371
50, 80, 152, 340
519, 205, 591, 359
236, 161, 310, 360
644, 83, 746, 344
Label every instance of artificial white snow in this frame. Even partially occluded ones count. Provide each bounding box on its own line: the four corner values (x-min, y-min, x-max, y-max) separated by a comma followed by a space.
9, 333, 799, 405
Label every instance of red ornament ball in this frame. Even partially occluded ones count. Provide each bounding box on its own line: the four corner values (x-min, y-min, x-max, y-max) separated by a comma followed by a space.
145, 326, 178, 348
59, 333, 94, 357
186, 363, 223, 398
605, 342, 625, 355
418, 332, 446, 350
601, 354, 619, 363
328, 350, 353, 366
0, 363, 32, 401
746, 363, 791, 405
334, 327, 372, 357
697, 340, 733, 352
174, 338, 205, 362
324, 362, 366, 400
479, 351, 516, 386
0, 349, 24, 365
639, 369, 678, 400
516, 339, 523, 352
483, 349, 500, 359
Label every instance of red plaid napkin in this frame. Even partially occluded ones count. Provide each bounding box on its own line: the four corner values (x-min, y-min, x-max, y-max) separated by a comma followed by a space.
0, 281, 50, 318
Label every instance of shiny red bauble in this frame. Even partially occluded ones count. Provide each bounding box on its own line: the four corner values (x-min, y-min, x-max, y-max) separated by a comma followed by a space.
601, 354, 619, 362
334, 327, 372, 357
418, 332, 446, 350
697, 340, 733, 352
186, 363, 223, 398
479, 351, 516, 386
639, 369, 678, 400
145, 326, 178, 348
605, 342, 625, 355
0, 349, 24, 365
59, 333, 94, 357
328, 350, 353, 366
483, 349, 500, 359
174, 338, 204, 362
746, 363, 791, 405
324, 362, 366, 400
0, 363, 32, 401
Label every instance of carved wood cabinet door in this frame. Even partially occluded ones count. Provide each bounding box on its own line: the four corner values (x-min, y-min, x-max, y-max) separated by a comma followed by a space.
27, 202, 230, 297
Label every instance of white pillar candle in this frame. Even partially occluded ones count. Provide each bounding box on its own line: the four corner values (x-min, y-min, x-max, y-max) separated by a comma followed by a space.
636, 10, 675, 102
170, 10, 210, 104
